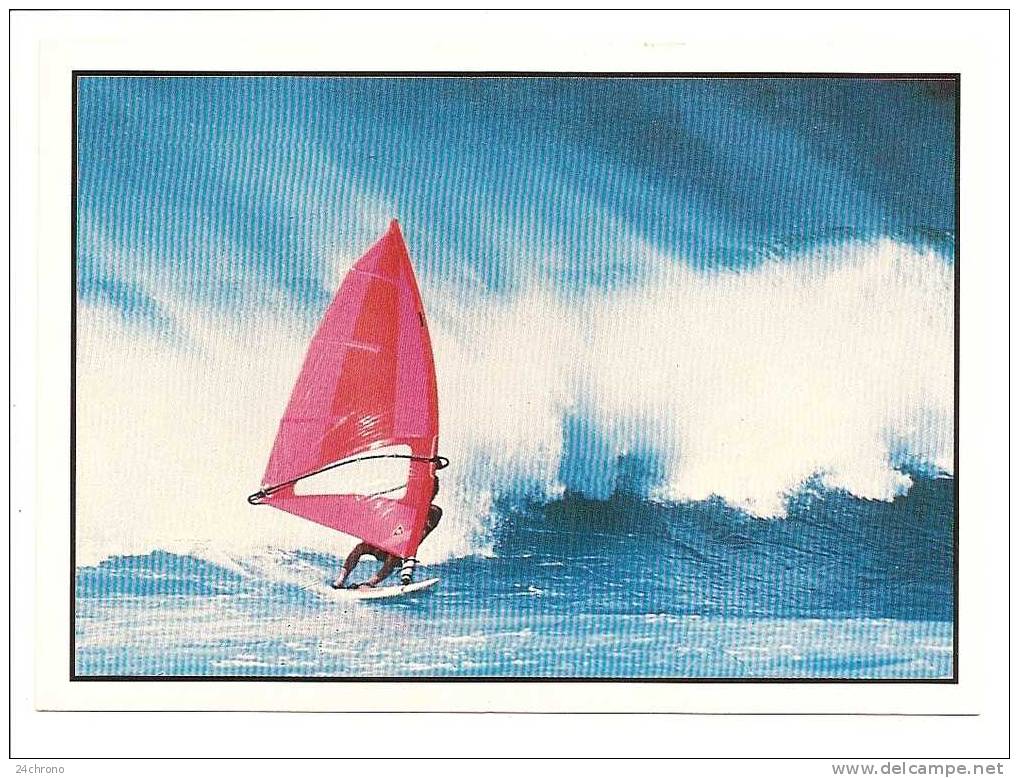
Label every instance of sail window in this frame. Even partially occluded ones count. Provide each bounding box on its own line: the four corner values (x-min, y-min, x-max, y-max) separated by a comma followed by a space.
291, 443, 412, 500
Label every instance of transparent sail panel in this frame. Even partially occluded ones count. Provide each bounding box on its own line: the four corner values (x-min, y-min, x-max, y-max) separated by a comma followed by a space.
292, 443, 412, 500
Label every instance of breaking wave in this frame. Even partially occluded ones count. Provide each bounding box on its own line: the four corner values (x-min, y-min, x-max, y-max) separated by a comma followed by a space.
76, 237, 953, 567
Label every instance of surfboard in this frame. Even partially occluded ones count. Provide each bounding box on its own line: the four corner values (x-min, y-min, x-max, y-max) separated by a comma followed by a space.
248, 220, 446, 582
332, 577, 440, 601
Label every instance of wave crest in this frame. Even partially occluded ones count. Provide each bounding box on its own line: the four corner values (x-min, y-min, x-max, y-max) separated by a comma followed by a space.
76, 238, 952, 566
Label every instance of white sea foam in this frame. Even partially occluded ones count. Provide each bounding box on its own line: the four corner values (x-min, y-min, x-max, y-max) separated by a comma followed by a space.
76, 238, 953, 567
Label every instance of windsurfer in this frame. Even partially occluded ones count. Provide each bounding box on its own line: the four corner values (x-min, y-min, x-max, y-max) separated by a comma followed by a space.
331, 477, 442, 590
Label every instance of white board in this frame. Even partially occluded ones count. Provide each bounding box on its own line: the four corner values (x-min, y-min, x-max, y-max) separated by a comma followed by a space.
331, 577, 440, 601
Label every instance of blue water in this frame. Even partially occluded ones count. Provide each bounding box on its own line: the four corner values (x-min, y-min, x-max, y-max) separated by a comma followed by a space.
75, 476, 953, 678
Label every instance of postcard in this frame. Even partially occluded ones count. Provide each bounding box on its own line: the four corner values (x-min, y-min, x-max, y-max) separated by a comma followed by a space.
17, 13, 1005, 728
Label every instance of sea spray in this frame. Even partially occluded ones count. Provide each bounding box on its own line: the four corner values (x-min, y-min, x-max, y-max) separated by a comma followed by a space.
76, 238, 952, 567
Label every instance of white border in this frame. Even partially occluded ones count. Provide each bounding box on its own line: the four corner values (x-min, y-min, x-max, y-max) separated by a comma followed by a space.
10, 8, 1010, 758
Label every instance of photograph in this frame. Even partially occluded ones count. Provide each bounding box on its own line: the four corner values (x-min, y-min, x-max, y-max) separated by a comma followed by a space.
72, 73, 958, 681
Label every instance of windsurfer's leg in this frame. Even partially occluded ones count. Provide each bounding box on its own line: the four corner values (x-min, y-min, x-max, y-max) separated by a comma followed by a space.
331, 566, 352, 589
399, 557, 417, 585
365, 555, 400, 587
332, 545, 367, 588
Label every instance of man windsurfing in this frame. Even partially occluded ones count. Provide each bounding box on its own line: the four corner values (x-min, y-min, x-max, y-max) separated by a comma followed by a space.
331, 476, 443, 590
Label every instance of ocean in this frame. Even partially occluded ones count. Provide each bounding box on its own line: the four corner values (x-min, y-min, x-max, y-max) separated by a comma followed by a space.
75, 477, 953, 678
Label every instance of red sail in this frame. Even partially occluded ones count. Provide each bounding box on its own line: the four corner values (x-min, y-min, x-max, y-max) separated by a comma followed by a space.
257, 220, 439, 558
